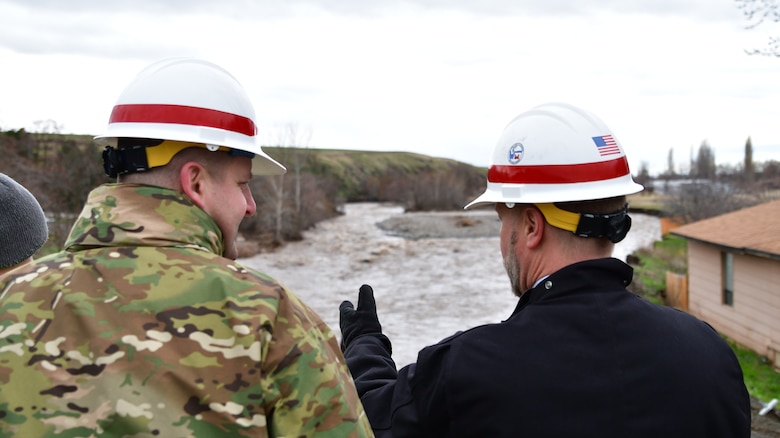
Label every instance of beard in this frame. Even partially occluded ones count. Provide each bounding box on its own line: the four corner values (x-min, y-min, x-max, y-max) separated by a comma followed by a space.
503, 229, 523, 297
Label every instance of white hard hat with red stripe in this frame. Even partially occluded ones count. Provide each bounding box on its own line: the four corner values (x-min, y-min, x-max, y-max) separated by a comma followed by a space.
95, 58, 286, 176
465, 102, 643, 209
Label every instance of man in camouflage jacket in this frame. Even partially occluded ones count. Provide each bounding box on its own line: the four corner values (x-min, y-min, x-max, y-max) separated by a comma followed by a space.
0, 58, 373, 437
0, 183, 372, 437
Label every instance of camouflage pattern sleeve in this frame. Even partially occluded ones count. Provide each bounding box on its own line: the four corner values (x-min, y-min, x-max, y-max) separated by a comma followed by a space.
259, 281, 373, 436
0, 184, 373, 437
0, 246, 372, 437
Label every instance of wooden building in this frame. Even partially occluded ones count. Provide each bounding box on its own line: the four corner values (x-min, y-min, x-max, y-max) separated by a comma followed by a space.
670, 199, 780, 369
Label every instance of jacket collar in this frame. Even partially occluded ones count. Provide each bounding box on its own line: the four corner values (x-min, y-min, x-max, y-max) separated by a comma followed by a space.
511, 258, 634, 315
65, 184, 224, 255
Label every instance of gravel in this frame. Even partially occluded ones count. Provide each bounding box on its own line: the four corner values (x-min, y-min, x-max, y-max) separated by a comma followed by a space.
376, 209, 501, 240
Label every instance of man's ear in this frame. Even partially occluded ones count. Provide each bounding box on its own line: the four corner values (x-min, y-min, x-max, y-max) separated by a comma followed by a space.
179, 161, 208, 209
523, 206, 545, 249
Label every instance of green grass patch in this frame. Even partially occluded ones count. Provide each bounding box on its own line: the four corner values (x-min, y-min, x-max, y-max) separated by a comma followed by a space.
628, 234, 687, 304
727, 338, 780, 402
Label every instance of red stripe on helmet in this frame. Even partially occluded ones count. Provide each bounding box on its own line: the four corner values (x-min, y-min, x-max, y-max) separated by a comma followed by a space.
488, 157, 630, 184
109, 104, 256, 137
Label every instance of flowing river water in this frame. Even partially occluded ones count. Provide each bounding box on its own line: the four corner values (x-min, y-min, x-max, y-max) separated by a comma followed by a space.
241, 203, 661, 368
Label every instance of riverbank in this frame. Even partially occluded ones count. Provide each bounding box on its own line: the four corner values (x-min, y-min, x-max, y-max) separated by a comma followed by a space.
237, 194, 664, 257
239, 203, 779, 435
240, 203, 658, 364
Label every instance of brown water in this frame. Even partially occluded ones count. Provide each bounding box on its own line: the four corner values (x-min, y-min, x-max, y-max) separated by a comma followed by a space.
241, 203, 661, 368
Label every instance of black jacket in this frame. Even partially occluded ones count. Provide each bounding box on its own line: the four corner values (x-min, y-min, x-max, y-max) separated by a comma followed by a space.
344, 258, 751, 437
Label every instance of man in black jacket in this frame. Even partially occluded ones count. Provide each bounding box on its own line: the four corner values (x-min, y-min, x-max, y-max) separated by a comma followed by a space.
339, 102, 751, 437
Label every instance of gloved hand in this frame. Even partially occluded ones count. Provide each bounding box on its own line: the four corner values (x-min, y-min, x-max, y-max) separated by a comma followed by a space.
339, 284, 384, 351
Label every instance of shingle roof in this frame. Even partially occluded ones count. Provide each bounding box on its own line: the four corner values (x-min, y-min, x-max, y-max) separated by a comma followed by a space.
670, 199, 780, 259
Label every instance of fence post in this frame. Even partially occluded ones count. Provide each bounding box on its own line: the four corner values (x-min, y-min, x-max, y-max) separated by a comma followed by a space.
665, 271, 688, 311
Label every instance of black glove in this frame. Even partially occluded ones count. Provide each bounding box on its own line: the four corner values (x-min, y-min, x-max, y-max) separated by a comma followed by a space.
339, 284, 384, 351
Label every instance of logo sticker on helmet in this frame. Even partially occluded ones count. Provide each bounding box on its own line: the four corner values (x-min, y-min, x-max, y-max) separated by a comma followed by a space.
508, 143, 524, 164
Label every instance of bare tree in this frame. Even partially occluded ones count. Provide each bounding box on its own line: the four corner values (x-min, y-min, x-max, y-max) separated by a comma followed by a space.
693, 140, 716, 180
282, 124, 312, 231
31, 119, 63, 167
762, 160, 780, 189
736, 0, 780, 56
272, 172, 285, 244
665, 147, 676, 179
634, 161, 651, 189
252, 123, 312, 244
663, 180, 759, 223
744, 136, 755, 182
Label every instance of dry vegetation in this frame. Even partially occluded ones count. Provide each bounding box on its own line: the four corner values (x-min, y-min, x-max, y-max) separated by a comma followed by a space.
4, 128, 779, 256
0, 130, 486, 253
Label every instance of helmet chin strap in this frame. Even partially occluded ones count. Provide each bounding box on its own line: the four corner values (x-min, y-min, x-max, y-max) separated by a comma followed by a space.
534, 203, 632, 243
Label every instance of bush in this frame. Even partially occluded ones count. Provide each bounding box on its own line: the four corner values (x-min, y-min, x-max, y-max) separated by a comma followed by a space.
627, 235, 687, 305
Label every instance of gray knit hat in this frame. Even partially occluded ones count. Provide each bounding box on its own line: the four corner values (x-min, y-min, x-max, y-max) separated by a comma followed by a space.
0, 173, 49, 269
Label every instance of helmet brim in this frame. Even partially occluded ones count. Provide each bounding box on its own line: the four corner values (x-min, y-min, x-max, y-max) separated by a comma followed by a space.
464, 175, 644, 210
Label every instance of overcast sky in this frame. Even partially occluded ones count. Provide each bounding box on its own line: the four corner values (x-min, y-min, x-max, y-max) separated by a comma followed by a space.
1, 0, 778, 176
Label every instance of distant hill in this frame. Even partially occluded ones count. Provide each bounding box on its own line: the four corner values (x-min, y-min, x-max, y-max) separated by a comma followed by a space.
0, 130, 488, 248
263, 146, 486, 201
0, 131, 487, 203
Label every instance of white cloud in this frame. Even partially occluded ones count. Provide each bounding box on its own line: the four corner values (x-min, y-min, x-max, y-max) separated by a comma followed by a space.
0, 0, 778, 176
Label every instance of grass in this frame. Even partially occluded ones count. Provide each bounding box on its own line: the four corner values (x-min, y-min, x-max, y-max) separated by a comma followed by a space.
629, 234, 687, 305
728, 338, 780, 402
627, 192, 665, 213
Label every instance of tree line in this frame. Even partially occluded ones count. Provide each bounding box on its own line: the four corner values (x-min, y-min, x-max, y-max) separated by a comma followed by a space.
0, 128, 486, 252
632, 137, 780, 223
4, 126, 778, 252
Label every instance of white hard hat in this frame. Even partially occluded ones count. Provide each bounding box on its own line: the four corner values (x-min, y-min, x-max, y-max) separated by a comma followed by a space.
96, 58, 286, 176
465, 102, 643, 209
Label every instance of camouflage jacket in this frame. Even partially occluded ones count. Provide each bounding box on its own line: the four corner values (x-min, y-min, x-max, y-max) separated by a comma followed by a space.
0, 184, 373, 438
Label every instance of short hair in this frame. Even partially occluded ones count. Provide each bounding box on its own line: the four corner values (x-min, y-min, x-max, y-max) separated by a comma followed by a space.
119, 147, 233, 186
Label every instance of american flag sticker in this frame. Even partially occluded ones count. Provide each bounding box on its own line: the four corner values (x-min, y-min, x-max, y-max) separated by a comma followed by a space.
592, 135, 621, 156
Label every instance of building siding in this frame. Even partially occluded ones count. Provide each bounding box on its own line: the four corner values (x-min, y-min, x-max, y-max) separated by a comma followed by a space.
686, 241, 780, 361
